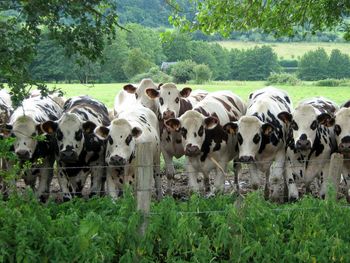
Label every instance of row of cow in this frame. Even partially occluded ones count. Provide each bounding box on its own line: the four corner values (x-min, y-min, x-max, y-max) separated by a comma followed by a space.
0, 79, 349, 202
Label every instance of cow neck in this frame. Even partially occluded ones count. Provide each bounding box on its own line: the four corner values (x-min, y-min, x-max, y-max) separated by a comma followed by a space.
200, 125, 228, 162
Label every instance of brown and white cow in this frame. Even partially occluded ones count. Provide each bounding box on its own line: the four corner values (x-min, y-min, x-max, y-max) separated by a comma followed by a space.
146, 83, 207, 195
94, 106, 161, 199
225, 87, 292, 201
165, 91, 246, 194
278, 97, 338, 200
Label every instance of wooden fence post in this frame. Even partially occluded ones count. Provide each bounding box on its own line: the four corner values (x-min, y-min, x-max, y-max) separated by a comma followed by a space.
327, 153, 343, 200
135, 142, 153, 235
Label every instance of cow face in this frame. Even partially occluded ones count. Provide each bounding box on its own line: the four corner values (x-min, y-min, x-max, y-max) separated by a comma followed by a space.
278, 105, 334, 152
225, 116, 274, 162
41, 113, 96, 163
146, 83, 192, 120
165, 110, 218, 157
123, 79, 158, 112
332, 108, 350, 156
95, 119, 142, 166
6, 116, 42, 160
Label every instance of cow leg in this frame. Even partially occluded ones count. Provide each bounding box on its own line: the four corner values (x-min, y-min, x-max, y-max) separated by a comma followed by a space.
163, 150, 175, 196
187, 162, 201, 194
212, 162, 226, 194
57, 169, 73, 202
36, 160, 54, 202
319, 161, 340, 199
233, 160, 241, 193
269, 152, 286, 202
106, 167, 118, 199
23, 171, 36, 190
153, 152, 162, 200
246, 162, 262, 190
285, 161, 299, 201
90, 164, 103, 197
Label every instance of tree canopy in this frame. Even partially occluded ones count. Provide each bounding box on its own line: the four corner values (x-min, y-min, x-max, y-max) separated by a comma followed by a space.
168, 0, 350, 40
0, 0, 120, 105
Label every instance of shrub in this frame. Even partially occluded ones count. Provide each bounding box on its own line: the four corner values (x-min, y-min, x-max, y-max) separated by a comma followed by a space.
314, 78, 349, 87
266, 72, 301, 86
298, 48, 329, 80
122, 48, 155, 80
131, 67, 173, 83
328, 49, 350, 79
193, 64, 212, 84
279, 59, 298, 68
170, 60, 197, 83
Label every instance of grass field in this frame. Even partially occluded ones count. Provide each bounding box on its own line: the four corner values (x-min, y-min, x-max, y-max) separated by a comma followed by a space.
48, 81, 350, 108
215, 41, 350, 59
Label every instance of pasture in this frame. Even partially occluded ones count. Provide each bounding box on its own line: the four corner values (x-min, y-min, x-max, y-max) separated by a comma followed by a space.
215, 41, 350, 59
50, 80, 350, 107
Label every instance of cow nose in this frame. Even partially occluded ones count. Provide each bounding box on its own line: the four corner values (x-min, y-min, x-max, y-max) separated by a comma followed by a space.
65, 145, 74, 151
185, 144, 200, 157
239, 156, 254, 163
296, 139, 311, 151
339, 143, 350, 153
59, 150, 77, 162
109, 155, 126, 166
163, 110, 175, 120
16, 150, 30, 160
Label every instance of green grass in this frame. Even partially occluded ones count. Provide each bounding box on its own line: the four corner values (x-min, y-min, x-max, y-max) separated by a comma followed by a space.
50, 81, 350, 108
215, 41, 350, 59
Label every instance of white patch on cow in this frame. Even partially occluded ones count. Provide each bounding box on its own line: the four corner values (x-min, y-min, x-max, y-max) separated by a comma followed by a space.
12, 116, 38, 158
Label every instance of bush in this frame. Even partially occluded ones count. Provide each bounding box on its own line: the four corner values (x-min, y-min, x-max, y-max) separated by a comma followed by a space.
328, 49, 350, 79
266, 73, 301, 86
131, 67, 173, 83
193, 64, 212, 84
122, 48, 155, 80
279, 59, 298, 68
314, 78, 350, 87
170, 60, 197, 83
298, 48, 329, 80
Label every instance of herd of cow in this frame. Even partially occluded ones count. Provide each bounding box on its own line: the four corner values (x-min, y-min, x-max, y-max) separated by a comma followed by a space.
0, 78, 350, 203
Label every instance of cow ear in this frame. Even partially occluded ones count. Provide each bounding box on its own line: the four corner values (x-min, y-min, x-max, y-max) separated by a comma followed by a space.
131, 127, 142, 138
165, 118, 181, 131
94, 126, 110, 140
123, 84, 137, 94
145, 88, 160, 99
41, 121, 58, 135
204, 116, 219, 130
83, 121, 97, 134
0, 124, 13, 137
223, 122, 238, 135
277, 112, 292, 124
180, 87, 192, 98
261, 123, 275, 136
317, 113, 334, 127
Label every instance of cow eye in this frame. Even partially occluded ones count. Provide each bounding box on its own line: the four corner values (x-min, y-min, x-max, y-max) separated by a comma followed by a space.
253, 134, 260, 144
180, 127, 187, 138
237, 133, 243, 145
198, 126, 204, 137
175, 97, 179, 104
125, 135, 132, 145
56, 129, 63, 140
159, 97, 164, 105
310, 121, 317, 130
108, 135, 113, 145
75, 130, 82, 141
291, 121, 298, 131
334, 124, 341, 136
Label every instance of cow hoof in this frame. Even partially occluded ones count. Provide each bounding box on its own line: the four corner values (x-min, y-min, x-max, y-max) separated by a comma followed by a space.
39, 194, 48, 203
320, 194, 326, 199
289, 196, 298, 202
63, 194, 72, 202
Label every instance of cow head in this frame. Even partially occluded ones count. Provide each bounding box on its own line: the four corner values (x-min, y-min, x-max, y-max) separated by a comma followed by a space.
146, 83, 192, 120
94, 118, 142, 166
278, 104, 334, 152
224, 116, 274, 163
2, 116, 42, 160
41, 113, 96, 163
165, 110, 218, 157
123, 78, 158, 113
331, 108, 350, 156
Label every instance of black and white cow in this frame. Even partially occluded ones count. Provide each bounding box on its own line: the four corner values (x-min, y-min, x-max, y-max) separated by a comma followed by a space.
165, 91, 246, 194
94, 106, 161, 199
2, 96, 62, 201
278, 97, 338, 200
41, 96, 110, 201
225, 87, 292, 201
145, 83, 207, 195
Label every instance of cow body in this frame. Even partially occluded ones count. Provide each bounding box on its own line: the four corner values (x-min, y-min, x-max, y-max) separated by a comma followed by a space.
146, 83, 207, 195
42, 96, 110, 201
0, 89, 13, 126
165, 91, 246, 194
278, 97, 338, 200
6, 96, 62, 200
230, 87, 292, 201
95, 106, 161, 199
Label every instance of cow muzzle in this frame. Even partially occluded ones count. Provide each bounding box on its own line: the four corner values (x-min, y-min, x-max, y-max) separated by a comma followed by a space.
59, 150, 78, 163
295, 139, 311, 151
185, 144, 200, 157
162, 110, 175, 120
339, 142, 350, 153
239, 155, 255, 163
109, 155, 126, 166
16, 150, 30, 161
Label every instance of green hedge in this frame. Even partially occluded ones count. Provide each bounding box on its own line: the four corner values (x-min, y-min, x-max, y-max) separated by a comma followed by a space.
1, 191, 349, 262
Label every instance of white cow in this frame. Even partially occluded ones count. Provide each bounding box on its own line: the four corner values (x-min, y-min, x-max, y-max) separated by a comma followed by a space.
94, 106, 161, 200
225, 87, 292, 202
165, 91, 246, 194
278, 97, 338, 200
146, 83, 207, 195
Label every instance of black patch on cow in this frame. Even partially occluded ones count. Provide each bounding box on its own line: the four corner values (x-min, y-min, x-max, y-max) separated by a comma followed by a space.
159, 97, 164, 106
334, 125, 341, 136
253, 133, 260, 144
139, 115, 147, 124
108, 135, 113, 145
196, 107, 209, 117
75, 129, 83, 141
180, 127, 187, 140
179, 99, 193, 116
56, 129, 63, 140
310, 121, 317, 130
291, 121, 298, 131
198, 126, 204, 137
342, 100, 350, 108
299, 170, 303, 178
237, 133, 243, 145
200, 125, 228, 162
284, 96, 291, 104
341, 136, 350, 144
223, 95, 239, 111
125, 135, 132, 146
176, 139, 182, 144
